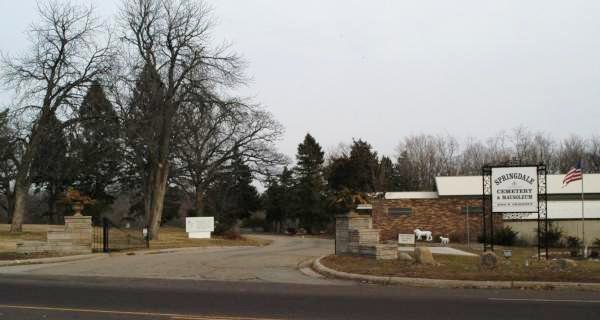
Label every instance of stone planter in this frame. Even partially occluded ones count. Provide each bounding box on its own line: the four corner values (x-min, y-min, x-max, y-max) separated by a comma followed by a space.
72, 203, 84, 216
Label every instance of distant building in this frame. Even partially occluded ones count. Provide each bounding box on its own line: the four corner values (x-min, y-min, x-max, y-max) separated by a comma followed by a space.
372, 174, 600, 245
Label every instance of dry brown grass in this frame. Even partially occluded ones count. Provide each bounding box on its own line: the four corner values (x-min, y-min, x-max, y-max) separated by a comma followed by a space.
322, 247, 600, 283
148, 227, 272, 250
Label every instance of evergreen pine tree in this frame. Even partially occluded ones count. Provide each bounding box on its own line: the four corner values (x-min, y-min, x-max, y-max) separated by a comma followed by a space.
325, 156, 353, 192
74, 81, 121, 204
348, 139, 379, 192
205, 154, 261, 232
376, 156, 395, 191
30, 114, 72, 223
264, 166, 294, 232
293, 134, 327, 233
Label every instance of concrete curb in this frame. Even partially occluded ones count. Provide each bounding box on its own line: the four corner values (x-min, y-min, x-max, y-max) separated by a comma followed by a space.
0, 253, 106, 267
312, 256, 600, 291
126, 246, 253, 256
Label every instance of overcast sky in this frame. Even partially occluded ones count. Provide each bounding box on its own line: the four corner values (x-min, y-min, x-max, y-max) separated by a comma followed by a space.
2, 0, 600, 160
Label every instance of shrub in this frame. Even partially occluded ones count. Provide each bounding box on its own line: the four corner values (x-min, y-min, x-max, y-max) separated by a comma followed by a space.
493, 226, 518, 246
566, 236, 583, 249
593, 238, 600, 248
477, 233, 485, 244
536, 222, 564, 247
449, 232, 464, 243
514, 237, 530, 247
476, 226, 518, 246
223, 225, 243, 240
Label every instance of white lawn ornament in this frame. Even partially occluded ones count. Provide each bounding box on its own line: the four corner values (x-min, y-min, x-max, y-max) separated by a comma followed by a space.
440, 236, 450, 246
414, 228, 433, 241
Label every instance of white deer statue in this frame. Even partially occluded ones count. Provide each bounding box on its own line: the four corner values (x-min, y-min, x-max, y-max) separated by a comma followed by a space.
414, 228, 433, 241
440, 236, 450, 246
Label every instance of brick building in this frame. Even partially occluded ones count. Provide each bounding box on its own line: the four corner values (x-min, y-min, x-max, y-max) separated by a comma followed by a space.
372, 174, 600, 245
373, 193, 487, 242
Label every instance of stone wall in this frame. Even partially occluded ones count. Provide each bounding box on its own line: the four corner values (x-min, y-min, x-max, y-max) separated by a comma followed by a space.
16, 215, 92, 255
372, 197, 502, 242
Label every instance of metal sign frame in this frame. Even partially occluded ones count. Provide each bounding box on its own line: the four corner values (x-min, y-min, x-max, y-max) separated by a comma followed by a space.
482, 163, 548, 259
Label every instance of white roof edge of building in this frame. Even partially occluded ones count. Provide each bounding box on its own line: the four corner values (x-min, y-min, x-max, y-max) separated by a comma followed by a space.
436, 173, 600, 196
385, 192, 439, 200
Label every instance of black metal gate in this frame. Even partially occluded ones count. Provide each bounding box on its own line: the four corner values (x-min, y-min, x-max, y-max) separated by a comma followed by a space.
93, 217, 149, 253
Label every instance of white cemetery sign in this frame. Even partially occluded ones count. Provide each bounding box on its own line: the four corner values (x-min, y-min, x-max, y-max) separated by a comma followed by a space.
398, 233, 416, 245
491, 166, 538, 213
186, 217, 215, 239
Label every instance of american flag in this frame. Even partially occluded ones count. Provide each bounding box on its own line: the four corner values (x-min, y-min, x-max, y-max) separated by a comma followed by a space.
562, 160, 583, 187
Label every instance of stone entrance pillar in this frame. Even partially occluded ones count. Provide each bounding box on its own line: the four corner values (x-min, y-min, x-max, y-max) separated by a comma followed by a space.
335, 212, 372, 254
61, 215, 93, 253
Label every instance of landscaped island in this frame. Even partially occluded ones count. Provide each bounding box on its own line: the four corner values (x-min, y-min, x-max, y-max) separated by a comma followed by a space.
321, 247, 600, 283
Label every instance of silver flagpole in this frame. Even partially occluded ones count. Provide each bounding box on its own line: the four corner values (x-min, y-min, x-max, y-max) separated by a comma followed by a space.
581, 171, 586, 257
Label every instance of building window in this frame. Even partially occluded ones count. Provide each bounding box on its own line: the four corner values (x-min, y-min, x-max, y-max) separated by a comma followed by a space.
461, 206, 483, 214
388, 207, 412, 216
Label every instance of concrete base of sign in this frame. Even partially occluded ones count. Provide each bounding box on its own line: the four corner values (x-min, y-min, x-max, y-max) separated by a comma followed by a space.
188, 231, 212, 239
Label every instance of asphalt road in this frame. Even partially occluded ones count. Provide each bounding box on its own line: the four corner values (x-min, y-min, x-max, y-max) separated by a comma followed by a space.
0, 235, 343, 285
1, 275, 600, 320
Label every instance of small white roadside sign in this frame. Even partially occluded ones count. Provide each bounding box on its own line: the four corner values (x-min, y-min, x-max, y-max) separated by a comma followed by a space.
398, 233, 415, 245
186, 217, 215, 239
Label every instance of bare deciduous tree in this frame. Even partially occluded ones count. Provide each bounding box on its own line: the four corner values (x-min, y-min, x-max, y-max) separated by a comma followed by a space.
558, 135, 586, 172
459, 138, 488, 175
588, 135, 600, 172
119, 0, 243, 239
172, 96, 285, 215
396, 134, 458, 190
1, 1, 114, 231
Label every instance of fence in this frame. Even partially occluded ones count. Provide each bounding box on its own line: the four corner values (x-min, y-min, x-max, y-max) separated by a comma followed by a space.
93, 217, 149, 253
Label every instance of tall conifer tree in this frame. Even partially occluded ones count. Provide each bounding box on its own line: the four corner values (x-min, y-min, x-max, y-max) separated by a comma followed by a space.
293, 134, 327, 233
75, 81, 121, 201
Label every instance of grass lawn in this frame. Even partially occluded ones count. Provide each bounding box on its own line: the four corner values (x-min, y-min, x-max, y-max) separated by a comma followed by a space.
321, 246, 600, 283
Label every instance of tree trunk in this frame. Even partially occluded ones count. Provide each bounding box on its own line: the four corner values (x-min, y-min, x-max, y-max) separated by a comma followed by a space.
194, 187, 205, 217
143, 176, 153, 223
5, 193, 14, 222
47, 185, 58, 224
147, 160, 169, 240
10, 181, 29, 232
1, 180, 14, 222
10, 112, 47, 232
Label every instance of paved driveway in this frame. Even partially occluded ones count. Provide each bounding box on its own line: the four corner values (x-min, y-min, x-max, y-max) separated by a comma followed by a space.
0, 235, 348, 285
